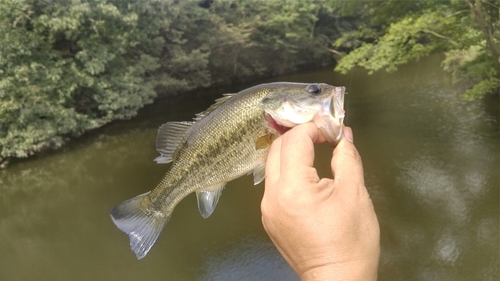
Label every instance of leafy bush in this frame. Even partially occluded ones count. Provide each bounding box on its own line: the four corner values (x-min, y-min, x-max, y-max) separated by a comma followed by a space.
0, 0, 212, 160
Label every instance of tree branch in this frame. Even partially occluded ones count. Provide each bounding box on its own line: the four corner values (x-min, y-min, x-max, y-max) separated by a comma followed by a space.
464, 0, 500, 62
327, 48, 343, 55
421, 30, 459, 45
446, 9, 469, 18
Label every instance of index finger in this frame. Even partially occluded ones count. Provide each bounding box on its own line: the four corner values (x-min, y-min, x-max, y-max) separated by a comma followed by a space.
265, 133, 283, 184
265, 122, 327, 185
279, 122, 324, 180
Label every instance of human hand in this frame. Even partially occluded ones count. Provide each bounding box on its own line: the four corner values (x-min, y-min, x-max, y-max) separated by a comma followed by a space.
261, 123, 380, 281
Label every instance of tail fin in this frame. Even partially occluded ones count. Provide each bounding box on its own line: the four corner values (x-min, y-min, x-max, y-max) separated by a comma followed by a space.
110, 192, 170, 259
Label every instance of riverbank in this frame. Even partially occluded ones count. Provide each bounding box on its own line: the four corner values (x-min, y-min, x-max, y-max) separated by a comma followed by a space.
0, 62, 336, 169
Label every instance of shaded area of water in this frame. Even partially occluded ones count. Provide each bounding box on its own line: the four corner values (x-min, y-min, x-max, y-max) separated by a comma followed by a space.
0, 55, 498, 280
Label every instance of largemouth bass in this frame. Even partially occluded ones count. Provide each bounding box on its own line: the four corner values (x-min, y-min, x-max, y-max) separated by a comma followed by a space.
110, 82, 345, 259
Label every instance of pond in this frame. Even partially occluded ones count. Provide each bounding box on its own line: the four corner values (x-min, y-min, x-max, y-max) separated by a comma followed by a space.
0, 55, 498, 281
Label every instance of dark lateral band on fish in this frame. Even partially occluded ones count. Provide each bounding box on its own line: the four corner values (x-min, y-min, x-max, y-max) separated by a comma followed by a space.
110, 82, 346, 259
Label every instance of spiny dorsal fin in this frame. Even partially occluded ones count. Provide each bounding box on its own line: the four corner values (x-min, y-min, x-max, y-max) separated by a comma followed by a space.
154, 121, 195, 164
194, 94, 234, 121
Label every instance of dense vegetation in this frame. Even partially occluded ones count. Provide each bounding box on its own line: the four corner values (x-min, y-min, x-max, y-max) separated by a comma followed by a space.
332, 0, 499, 100
1, 0, 498, 164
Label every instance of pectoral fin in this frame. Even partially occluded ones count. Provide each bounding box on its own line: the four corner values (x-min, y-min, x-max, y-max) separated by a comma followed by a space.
196, 184, 226, 218
255, 134, 273, 150
155, 121, 194, 163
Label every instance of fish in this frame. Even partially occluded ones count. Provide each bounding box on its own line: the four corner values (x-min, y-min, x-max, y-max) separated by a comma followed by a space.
110, 82, 346, 259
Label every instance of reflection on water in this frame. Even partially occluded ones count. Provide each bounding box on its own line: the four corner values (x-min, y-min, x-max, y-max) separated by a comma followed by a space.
353, 57, 499, 280
399, 155, 471, 224
433, 233, 459, 265
196, 236, 298, 281
0, 55, 498, 280
0, 129, 163, 280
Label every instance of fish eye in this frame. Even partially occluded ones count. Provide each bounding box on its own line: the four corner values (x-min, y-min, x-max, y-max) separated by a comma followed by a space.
307, 84, 321, 95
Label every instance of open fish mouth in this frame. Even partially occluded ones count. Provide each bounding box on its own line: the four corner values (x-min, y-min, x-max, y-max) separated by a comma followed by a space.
263, 85, 346, 145
313, 86, 345, 145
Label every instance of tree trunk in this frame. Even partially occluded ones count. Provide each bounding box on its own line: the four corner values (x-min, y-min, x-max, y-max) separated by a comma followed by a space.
464, 0, 500, 66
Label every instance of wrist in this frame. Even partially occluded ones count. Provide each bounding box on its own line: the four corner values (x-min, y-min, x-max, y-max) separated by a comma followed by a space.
299, 259, 378, 281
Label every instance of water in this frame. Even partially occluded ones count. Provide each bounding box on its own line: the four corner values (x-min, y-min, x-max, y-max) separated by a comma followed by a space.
1, 55, 498, 280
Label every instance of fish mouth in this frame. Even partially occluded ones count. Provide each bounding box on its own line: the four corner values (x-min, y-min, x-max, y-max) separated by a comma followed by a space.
313, 86, 345, 145
263, 86, 346, 145
265, 114, 291, 134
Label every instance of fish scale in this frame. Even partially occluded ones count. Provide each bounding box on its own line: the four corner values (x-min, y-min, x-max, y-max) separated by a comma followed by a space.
149, 89, 271, 205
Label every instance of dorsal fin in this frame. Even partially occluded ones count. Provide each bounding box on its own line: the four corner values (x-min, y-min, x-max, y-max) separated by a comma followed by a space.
154, 121, 195, 164
194, 94, 234, 121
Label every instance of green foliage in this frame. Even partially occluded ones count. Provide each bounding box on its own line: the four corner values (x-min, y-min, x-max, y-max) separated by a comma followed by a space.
441, 32, 499, 101
6, 0, 495, 162
0, 0, 212, 160
333, 0, 500, 100
335, 10, 454, 74
0, 0, 343, 162
461, 77, 500, 100
208, 0, 336, 83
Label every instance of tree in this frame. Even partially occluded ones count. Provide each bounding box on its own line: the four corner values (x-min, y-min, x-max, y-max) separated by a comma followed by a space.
332, 0, 499, 100
0, 0, 212, 162
208, 0, 337, 83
